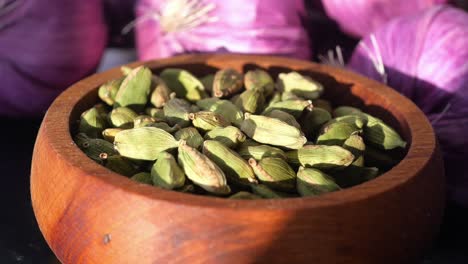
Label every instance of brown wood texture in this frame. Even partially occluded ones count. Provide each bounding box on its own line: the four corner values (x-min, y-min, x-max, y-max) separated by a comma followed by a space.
31, 54, 445, 264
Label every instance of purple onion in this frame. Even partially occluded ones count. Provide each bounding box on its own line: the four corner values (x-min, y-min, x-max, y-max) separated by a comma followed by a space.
348, 5, 468, 207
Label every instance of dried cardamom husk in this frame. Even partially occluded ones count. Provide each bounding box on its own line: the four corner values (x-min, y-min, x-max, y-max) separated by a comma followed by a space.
160, 68, 207, 102
114, 127, 179, 160
297, 167, 340, 196
163, 98, 192, 127
204, 126, 246, 148
277, 71, 323, 99
105, 155, 139, 176
196, 98, 244, 127
108, 107, 138, 129
114, 66, 152, 111
202, 140, 257, 185
131, 172, 153, 185
248, 157, 296, 192
188, 111, 230, 132
102, 128, 124, 143
174, 127, 204, 149
300, 107, 332, 140
262, 99, 313, 118
79, 106, 108, 138
264, 109, 301, 129
286, 145, 354, 170
229, 191, 262, 200
151, 151, 185, 190
234, 88, 265, 114
74, 133, 118, 164
98, 78, 122, 106
250, 184, 283, 199
150, 75, 172, 108
213, 68, 243, 98
241, 114, 306, 149
178, 140, 231, 195
244, 69, 275, 97
316, 122, 361, 146
133, 115, 156, 128
237, 143, 287, 160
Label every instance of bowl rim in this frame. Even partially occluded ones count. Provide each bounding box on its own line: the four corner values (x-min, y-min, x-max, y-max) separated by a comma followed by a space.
40, 53, 437, 211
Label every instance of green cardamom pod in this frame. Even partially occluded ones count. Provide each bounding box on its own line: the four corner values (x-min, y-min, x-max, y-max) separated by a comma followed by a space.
281, 91, 302, 101
74, 133, 118, 164
331, 115, 366, 129
286, 145, 354, 170
204, 126, 246, 148
241, 114, 306, 149
312, 99, 332, 113
363, 114, 407, 150
333, 106, 362, 117
202, 140, 257, 185
213, 68, 244, 98
114, 127, 179, 160
277, 71, 323, 99
262, 99, 313, 118
145, 122, 180, 133
316, 122, 361, 146
189, 111, 230, 132
229, 191, 262, 200
364, 145, 400, 168
264, 109, 301, 129
102, 128, 124, 143
342, 134, 366, 165
196, 98, 244, 127
200, 74, 214, 94
331, 165, 380, 188
131, 172, 153, 185
300, 107, 332, 140
98, 78, 122, 106
174, 127, 204, 149
160, 68, 207, 102
150, 75, 172, 108
133, 115, 157, 128
108, 107, 138, 129
267, 92, 282, 107
244, 69, 275, 97
237, 143, 287, 160
250, 184, 283, 199
163, 98, 192, 127
145, 107, 166, 122
297, 167, 340, 196
104, 155, 139, 176
120, 66, 133, 75
151, 151, 185, 190
114, 66, 152, 111
79, 106, 108, 138
178, 140, 231, 195
234, 88, 265, 114
248, 157, 296, 192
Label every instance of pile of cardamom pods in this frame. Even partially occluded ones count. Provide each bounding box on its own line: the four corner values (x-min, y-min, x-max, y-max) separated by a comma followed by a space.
75, 66, 407, 199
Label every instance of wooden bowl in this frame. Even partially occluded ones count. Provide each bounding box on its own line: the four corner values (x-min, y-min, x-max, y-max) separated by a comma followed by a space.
31, 54, 445, 264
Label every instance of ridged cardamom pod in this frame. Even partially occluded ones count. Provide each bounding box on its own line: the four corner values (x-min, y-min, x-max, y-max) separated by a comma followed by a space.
202, 140, 257, 185
79, 106, 108, 138
131, 172, 153, 185
300, 107, 332, 140
151, 152, 185, 190
98, 78, 122, 106
114, 127, 179, 160
331, 165, 380, 188
178, 140, 231, 195
108, 107, 138, 129
174, 127, 204, 149
277, 71, 323, 99
104, 155, 139, 176
145, 107, 166, 122
133, 115, 157, 128
229, 191, 262, 200
150, 75, 172, 108
286, 145, 354, 169
102, 128, 124, 143
364, 145, 400, 168
363, 114, 407, 150
250, 184, 283, 199
244, 69, 275, 97
332, 115, 366, 129
264, 109, 301, 129
316, 122, 361, 146
281, 91, 302, 101
241, 114, 306, 149
145, 122, 180, 133
74, 133, 118, 164
189, 111, 230, 132
200, 74, 214, 94
297, 167, 340, 196
237, 143, 287, 160
267, 92, 282, 107
262, 99, 313, 118
160, 68, 207, 102
342, 134, 366, 165
333, 106, 362, 117
248, 157, 296, 192
196, 98, 244, 127
213, 68, 244, 98
204, 126, 246, 148
234, 88, 265, 114
163, 98, 192, 127
114, 66, 152, 111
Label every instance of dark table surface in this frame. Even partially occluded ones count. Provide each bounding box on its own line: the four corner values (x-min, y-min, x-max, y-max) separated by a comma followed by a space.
1, 117, 467, 264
